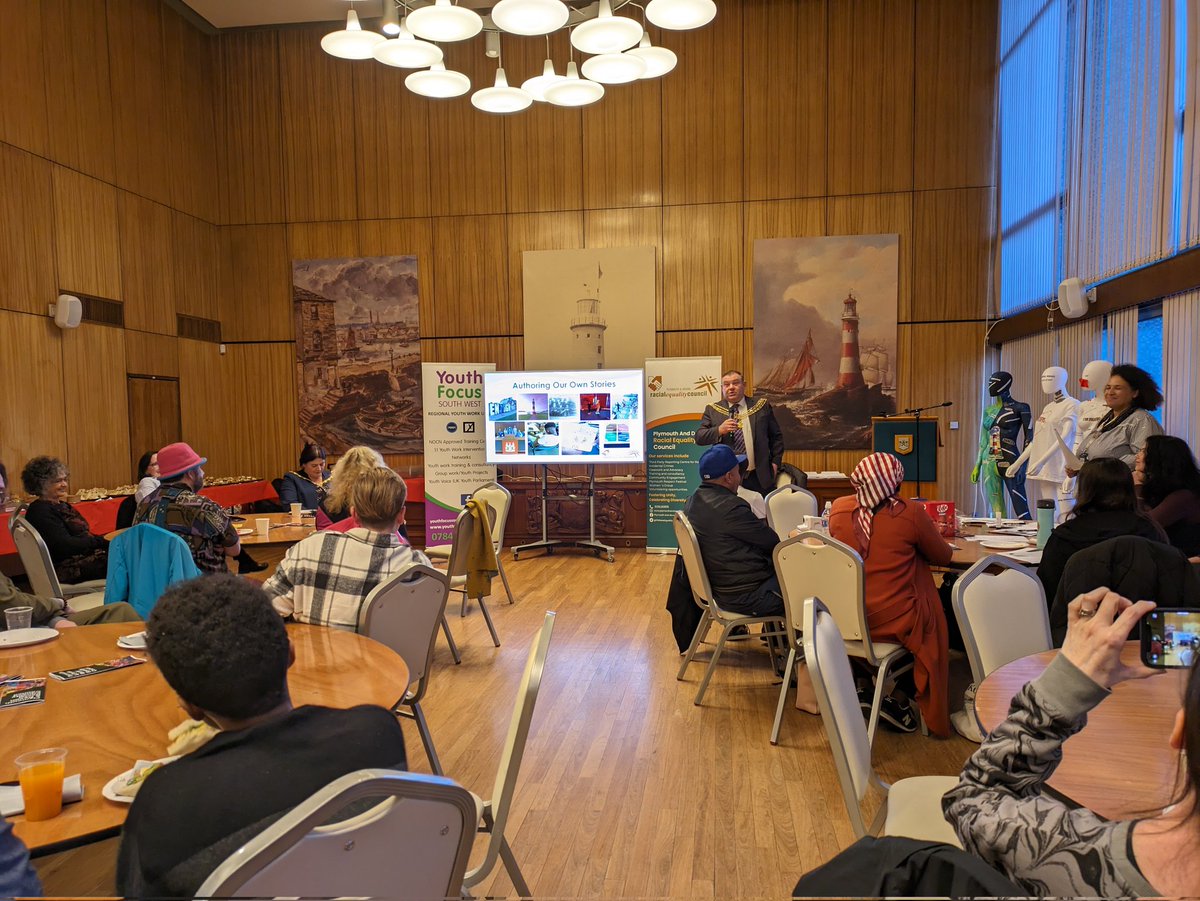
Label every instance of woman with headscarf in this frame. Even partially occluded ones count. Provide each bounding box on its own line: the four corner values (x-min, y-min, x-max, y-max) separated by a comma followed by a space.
827, 453, 954, 737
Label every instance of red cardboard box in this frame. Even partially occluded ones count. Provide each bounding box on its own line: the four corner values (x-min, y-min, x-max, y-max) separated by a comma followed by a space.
918, 500, 956, 537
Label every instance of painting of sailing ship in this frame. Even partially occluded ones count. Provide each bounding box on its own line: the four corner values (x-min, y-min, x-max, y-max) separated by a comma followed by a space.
293, 255, 422, 454
753, 235, 899, 450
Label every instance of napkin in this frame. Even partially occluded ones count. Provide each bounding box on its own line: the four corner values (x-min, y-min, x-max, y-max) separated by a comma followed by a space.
0, 773, 84, 817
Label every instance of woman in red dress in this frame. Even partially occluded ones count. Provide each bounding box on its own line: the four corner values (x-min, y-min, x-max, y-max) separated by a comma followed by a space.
828, 453, 953, 737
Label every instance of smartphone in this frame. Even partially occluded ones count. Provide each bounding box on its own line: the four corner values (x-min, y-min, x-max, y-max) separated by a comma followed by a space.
1140, 608, 1200, 668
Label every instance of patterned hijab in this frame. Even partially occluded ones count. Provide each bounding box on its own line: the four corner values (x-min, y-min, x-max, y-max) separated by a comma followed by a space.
850, 453, 906, 557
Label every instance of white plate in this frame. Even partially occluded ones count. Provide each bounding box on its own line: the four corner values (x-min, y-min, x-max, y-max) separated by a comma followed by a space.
979, 537, 1031, 550
0, 628, 59, 649
236, 527, 253, 536
117, 631, 147, 649
102, 756, 179, 804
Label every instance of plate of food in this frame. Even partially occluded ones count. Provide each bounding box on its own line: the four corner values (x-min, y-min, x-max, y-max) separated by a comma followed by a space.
979, 537, 1031, 550
117, 630, 148, 650
236, 527, 254, 536
102, 756, 179, 804
0, 628, 59, 649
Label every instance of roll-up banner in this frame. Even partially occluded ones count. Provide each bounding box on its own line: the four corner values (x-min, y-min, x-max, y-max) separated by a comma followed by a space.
422, 362, 497, 547
644, 356, 723, 553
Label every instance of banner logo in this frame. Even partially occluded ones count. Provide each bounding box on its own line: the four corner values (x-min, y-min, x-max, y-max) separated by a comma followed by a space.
894, 434, 913, 455
648, 375, 663, 392
695, 375, 718, 395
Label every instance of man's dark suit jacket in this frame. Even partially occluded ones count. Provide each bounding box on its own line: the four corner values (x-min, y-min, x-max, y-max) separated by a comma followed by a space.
695, 395, 785, 492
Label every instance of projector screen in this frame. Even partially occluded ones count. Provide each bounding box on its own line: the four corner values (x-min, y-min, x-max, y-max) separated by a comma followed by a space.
483, 369, 645, 464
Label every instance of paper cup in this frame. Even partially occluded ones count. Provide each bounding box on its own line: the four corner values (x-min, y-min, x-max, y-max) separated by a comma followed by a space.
290, 503, 302, 525
5, 606, 33, 631
16, 748, 67, 821
255, 518, 271, 537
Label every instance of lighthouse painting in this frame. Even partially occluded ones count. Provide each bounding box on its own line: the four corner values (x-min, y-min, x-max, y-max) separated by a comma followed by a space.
522, 246, 656, 371
752, 235, 899, 449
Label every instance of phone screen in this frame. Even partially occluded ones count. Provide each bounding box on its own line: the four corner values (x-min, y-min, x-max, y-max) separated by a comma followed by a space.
1141, 609, 1200, 668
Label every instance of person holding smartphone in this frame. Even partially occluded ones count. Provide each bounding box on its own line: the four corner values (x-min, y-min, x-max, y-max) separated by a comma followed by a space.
943, 589, 1200, 896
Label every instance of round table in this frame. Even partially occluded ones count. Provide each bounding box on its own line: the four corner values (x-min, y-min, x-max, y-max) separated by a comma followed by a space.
0, 622, 408, 853
975, 644, 1186, 821
235, 511, 316, 547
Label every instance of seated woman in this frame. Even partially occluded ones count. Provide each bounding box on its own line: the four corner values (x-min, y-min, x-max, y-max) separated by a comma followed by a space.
944, 588, 1200, 896
827, 453, 954, 737
320, 446, 404, 536
1038, 457, 1166, 603
20, 456, 109, 583
1137, 435, 1200, 557
278, 443, 343, 527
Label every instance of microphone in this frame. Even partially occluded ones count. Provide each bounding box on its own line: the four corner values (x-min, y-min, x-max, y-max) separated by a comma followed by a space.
876, 411, 892, 418
941, 401, 953, 408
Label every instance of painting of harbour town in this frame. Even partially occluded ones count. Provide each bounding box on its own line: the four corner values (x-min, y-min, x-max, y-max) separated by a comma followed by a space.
752, 235, 899, 449
293, 255, 422, 454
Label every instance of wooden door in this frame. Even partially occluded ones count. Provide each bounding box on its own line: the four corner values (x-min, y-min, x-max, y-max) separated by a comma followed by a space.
127, 376, 181, 480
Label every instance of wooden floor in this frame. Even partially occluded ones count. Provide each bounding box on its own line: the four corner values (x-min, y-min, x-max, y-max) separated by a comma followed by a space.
37, 549, 979, 897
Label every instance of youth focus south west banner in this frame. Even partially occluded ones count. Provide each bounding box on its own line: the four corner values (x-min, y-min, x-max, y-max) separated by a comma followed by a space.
422, 362, 496, 546
645, 356, 723, 552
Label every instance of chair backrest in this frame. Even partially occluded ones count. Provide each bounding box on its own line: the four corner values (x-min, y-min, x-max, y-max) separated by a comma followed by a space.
765, 484, 819, 539
444, 503, 496, 580
7, 502, 28, 536
952, 555, 1051, 684
774, 531, 877, 657
802, 596, 882, 838
672, 512, 715, 610
196, 769, 476, 899
467, 611, 556, 886
10, 515, 64, 599
357, 564, 450, 703
471, 481, 512, 551
114, 495, 138, 531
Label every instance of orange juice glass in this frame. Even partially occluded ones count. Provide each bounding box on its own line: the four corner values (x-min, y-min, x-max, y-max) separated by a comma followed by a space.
15, 748, 68, 821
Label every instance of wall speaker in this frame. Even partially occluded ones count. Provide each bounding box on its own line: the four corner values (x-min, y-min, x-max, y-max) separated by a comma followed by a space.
1057, 277, 1088, 319
49, 293, 83, 329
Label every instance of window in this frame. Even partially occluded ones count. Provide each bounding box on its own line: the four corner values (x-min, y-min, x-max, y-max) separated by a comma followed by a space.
1137, 304, 1165, 423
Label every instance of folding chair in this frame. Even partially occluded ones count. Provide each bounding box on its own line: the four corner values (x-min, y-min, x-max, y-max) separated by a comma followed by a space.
425, 481, 517, 604
674, 512, 788, 705
952, 554, 1051, 685
462, 611, 556, 896
804, 596, 960, 845
764, 484, 819, 540
772, 531, 915, 746
444, 504, 501, 647
358, 564, 451, 774
196, 770, 476, 899
10, 514, 106, 610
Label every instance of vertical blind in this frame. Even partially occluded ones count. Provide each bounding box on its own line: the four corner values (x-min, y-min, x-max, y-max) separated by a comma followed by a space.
1106, 306, 1140, 364
1162, 288, 1200, 448
999, 0, 1195, 314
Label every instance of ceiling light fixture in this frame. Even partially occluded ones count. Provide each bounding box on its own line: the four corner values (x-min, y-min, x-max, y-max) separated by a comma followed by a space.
405, 61, 471, 97
318, 0, 712, 113
627, 33, 677, 78
380, 1, 401, 35
321, 9, 387, 60
406, 0, 483, 42
571, 0, 642, 55
373, 20, 444, 68
491, 0, 571, 37
645, 0, 717, 30
544, 60, 605, 107
580, 51, 646, 84
472, 66, 533, 113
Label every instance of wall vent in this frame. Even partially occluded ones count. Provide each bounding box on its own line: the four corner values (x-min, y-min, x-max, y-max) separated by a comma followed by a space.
177, 314, 222, 343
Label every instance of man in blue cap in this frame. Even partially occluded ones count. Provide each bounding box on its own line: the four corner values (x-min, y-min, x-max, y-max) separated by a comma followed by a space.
683, 444, 784, 620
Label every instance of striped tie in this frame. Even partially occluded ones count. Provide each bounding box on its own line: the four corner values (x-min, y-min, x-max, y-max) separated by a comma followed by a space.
730, 403, 746, 455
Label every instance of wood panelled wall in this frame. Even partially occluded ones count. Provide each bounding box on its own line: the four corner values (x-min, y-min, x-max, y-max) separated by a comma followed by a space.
2, 0, 998, 507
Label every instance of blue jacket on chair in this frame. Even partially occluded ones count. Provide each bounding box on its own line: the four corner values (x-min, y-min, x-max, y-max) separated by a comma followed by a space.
105, 523, 202, 619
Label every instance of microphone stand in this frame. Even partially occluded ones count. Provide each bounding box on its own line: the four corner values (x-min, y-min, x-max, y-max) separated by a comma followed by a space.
897, 401, 952, 499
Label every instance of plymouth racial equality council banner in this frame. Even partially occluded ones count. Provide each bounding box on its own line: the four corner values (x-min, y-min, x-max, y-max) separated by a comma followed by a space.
645, 357, 722, 552
422, 362, 496, 546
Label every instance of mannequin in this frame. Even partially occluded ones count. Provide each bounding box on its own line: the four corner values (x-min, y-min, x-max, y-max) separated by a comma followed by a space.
1060, 359, 1113, 518
971, 371, 1033, 518
1006, 366, 1079, 522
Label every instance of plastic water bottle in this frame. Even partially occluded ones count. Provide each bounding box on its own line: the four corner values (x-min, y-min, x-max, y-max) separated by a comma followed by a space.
821, 501, 832, 533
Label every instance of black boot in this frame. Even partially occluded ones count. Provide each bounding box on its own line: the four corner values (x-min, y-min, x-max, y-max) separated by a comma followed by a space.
238, 549, 267, 574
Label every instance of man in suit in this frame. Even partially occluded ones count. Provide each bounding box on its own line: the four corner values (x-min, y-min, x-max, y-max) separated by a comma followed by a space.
695, 369, 785, 496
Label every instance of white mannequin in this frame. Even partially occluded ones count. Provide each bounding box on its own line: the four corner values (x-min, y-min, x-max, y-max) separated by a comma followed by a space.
1006, 366, 1079, 522
1060, 359, 1112, 518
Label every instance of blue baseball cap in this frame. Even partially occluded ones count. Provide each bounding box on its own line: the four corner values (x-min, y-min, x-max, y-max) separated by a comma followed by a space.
699, 445, 746, 480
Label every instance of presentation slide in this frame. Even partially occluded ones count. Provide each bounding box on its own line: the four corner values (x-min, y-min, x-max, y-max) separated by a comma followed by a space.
483, 369, 645, 464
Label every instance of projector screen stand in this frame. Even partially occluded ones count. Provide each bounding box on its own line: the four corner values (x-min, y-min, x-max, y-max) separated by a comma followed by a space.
512, 464, 615, 563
